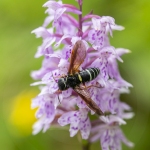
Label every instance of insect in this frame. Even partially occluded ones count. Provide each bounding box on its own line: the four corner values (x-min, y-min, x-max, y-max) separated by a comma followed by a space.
57, 40, 104, 115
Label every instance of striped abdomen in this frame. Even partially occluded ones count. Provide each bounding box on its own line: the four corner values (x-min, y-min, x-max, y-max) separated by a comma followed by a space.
79, 68, 100, 83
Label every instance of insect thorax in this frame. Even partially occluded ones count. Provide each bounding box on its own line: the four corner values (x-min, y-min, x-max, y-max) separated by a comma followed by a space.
58, 74, 82, 90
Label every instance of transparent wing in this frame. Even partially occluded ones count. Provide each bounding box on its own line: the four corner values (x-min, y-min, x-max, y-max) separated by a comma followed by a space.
68, 40, 86, 74
74, 86, 104, 115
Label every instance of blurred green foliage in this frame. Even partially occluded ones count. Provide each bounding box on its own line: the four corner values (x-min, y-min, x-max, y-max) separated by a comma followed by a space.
0, 0, 150, 150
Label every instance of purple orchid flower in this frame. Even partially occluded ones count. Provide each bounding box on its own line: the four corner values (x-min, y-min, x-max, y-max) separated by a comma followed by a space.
31, 0, 134, 150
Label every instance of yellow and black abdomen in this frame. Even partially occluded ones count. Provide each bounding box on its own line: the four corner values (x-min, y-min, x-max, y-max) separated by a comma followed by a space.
79, 68, 100, 83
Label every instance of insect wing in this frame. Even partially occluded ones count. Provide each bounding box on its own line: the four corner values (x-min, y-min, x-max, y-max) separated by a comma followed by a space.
68, 40, 86, 74
74, 87, 104, 115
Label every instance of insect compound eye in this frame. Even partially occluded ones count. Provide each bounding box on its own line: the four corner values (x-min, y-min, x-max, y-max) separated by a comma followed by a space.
58, 78, 67, 91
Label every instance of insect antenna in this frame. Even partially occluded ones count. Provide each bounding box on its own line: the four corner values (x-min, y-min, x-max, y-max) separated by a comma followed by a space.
51, 72, 63, 104
58, 94, 61, 104
51, 72, 58, 83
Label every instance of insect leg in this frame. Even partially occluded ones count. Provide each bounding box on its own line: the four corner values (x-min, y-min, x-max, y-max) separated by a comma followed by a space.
86, 84, 104, 89
76, 83, 103, 90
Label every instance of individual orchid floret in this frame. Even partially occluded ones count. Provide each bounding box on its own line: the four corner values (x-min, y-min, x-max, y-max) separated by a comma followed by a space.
58, 109, 91, 139
31, 0, 134, 150
31, 94, 56, 134
43, 0, 81, 30
31, 27, 52, 39
88, 17, 116, 50
43, 0, 81, 15
90, 116, 134, 150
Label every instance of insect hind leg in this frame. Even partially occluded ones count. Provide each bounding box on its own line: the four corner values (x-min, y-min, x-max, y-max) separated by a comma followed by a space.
86, 84, 104, 89
76, 83, 103, 91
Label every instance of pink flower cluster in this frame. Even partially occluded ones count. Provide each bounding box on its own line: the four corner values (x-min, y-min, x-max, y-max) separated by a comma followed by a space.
31, 0, 134, 149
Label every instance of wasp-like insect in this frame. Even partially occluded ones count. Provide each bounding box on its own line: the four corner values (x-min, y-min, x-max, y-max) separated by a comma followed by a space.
58, 40, 104, 115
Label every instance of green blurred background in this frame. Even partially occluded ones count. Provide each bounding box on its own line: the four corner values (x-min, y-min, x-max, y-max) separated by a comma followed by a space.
1, 0, 150, 149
